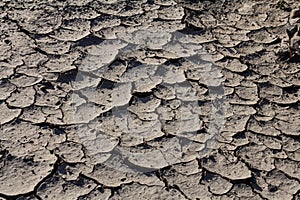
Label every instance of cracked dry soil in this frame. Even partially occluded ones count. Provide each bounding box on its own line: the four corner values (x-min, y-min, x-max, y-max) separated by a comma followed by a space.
0, 0, 300, 199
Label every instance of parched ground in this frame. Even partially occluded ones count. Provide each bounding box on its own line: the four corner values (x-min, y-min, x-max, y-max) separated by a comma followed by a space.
0, 0, 299, 199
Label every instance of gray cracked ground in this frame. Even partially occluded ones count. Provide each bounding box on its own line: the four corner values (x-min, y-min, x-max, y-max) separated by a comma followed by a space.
0, 0, 300, 200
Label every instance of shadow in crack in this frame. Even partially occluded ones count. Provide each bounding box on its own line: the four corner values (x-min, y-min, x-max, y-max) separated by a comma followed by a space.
57, 69, 78, 83
76, 34, 104, 47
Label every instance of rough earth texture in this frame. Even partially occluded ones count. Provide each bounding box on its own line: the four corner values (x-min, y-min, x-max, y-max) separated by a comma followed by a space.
0, 0, 299, 199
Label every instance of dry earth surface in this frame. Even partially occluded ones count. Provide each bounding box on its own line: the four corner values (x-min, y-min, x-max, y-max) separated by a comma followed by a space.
0, 0, 300, 199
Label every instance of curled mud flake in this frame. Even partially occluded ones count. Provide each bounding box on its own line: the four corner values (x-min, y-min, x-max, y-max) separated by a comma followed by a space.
0, 121, 48, 148
120, 64, 158, 83
154, 0, 176, 6
275, 106, 299, 121
50, 18, 91, 42
94, 25, 135, 39
10, 73, 42, 88
8, 8, 62, 34
36, 36, 72, 55
217, 46, 240, 58
0, 80, 16, 100
237, 144, 276, 171
78, 186, 111, 200
63, 5, 100, 20
254, 170, 300, 200
254, 103, 276, 122
128, 96, 161, 114
281, 135, 300, 152
0, 149, 56, 196
97, 0, 120, 4
110, 183, 187, 200
216, 34, 241, 48
235, 14, 266, 30
247, 28, 279, 44
20, 54, 48, 73
247, 118, 281, 136
157, 5, 185, 20
286, 149, 300, 161
260, 11, 289, 28
237, 2, 256, 15
99, 61, 126, 82
274, 118, 300, 136
290, 8, 300, 19
227, 183, 260, 199
86, 164, 130, 187
82, 137, 118, 158
0, 103, 21, 125
149, 137, 197, 164
133, 76, 162, 93
77, 126, 119, 155
268, 76, 294, 88
54, 141, 85, 163
92, 116, 122, 138
164, 42, 204, 58
34, 83, 65, 108
230, 30, 250, 43
0, 41, 12, 60
166, 172, 212, 199
204, 173, 233, 195
200, 13, 217, 28
198, 68, 225, 87
43, 107, 64, 125
19, 106, 47, 124
120, 147, 169, 169
91, 1, 126, 15
248, 51, 278, 67
172, 159, 201, 175
174, 82, 199, 102
271, 88, 300, 105
149, 20, 185, 32
63, 103, 108, 124
117, 116, 164, 146
117, 6, 144, 17
275, 159, 300, 180
153, 84, 176, 100
79, 87, 110, 105
224, 12, 242, 26
234, 85, 259, 102
223, 115, 250, 132
9, 32, 36, 56
249, 132, 283, 150
259, 82, 283, 101
70, 72, 101, 91
24, 11, 62, 34
81, 40, 127, 72
235, 40, 264, 56
119, 28, 172, 50
177, 31, 216, 45
184, 12, 204, 29
222, 69, 244, 87
223, 58, 248, 73
6, 86, 35, 108
226, 104, 256, 117
201, 151, 251, 180
111, 83, 132, 106
56, 163, 93, 181
155, 64, 186, 84
37, 174, 96, 200
91, 15, 121, 32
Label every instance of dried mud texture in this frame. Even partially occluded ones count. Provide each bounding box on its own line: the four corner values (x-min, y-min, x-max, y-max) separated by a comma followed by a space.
0, 0, 299, 200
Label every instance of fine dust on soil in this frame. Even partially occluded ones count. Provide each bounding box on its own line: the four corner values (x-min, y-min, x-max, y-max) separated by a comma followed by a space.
0, 0, 300, 200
